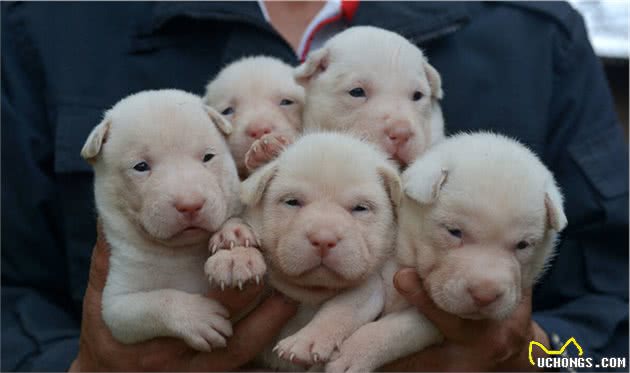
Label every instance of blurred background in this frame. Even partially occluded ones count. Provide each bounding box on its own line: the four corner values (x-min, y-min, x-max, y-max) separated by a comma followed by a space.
570, 0, 629, 140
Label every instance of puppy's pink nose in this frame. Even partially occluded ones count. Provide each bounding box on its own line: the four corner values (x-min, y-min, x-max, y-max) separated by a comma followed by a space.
385, 125, 412, 145
467, 283, 503, 307
246, 122, 274, 139
174, 197, 205, 216
308, 230, 340, 257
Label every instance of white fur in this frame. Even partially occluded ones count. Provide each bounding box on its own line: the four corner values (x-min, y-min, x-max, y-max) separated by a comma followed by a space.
296, 26, 445, 166
328, 132, 568, 372
204, 56, 304, 177
82, 90, 241, 351
235, 133, 402, 370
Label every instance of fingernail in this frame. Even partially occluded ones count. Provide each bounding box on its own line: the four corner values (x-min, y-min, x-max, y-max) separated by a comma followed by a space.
394, 268, 422, 295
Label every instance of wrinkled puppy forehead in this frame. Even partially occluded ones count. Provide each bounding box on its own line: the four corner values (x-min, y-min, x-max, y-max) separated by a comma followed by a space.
404, 132, 562, 234
274, 133, 392, 190
205, 56, 303, 102
325, 26, 427, 73
105, 90, 225, 151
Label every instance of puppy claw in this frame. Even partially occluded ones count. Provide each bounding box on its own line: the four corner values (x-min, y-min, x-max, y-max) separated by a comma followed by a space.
237, 280, 244, 291
272, 345, 280, 353
220, 281, 225, 291
255, 275, 261, 286
229, 241, 235, 249
313, 353, 320, 363
289, 353, 296, 362
245, 239, 250, 247
210, 244, 217, 255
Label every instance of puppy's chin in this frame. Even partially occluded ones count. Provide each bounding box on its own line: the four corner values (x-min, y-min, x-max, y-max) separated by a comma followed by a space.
159, 228, 212, 248
455, 302, 517, 321
427, 281, 519, 322
268, 267, 356, 305
137, 219, 213, 249
272, 235, 375, 282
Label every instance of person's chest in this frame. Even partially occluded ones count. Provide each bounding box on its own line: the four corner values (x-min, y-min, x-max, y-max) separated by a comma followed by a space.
31, 2, 555, 309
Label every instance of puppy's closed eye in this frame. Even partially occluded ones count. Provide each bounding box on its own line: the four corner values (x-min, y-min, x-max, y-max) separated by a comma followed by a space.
283, 198, 302, 207
351, 204, 370, 213
279, 98, 294, 106
445, 226, 462, 239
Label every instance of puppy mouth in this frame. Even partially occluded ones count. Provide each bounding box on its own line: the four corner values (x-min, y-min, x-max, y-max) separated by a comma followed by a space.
458, 311, 486, 320
301, 263, 349, 280
177, 225, 209, 235
299, 284, 338, 292
183, 226, 204, 232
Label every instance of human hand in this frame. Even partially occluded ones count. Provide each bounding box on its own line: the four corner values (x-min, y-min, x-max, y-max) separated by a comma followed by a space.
381, 268, 549, 372
69, 224, 297, 372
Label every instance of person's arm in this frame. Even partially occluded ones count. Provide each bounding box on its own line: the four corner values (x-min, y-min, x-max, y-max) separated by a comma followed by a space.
1, 4, 81, 370
533, 6, 628, 363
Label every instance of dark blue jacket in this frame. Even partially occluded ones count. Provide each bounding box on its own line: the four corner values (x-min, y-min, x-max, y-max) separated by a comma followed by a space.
2, 2, 627, 371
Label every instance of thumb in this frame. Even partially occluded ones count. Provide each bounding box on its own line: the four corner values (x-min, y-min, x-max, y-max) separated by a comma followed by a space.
394, 268, 465, 338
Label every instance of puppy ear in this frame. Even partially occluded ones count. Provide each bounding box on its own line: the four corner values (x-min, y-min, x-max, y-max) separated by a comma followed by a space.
379, 164, 403, 211
241, 161, 278, 206
544, 180, 568, 232
204, 105, 233, 135
424, 61, 443, 100
403, 157, 448, 204
294, 48, 329, 86
81, 117, 110, 164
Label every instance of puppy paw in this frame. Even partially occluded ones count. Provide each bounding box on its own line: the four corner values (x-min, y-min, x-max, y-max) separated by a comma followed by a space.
204, 247, 266, 290
169, 295, 232, 352
326, 351, 375, 373
245, 134, 291, 172
209, 218, 258, 254
274, 327, 342, 366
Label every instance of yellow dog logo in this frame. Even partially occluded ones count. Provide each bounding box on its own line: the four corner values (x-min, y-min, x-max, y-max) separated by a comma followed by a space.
529, 337, 583, 366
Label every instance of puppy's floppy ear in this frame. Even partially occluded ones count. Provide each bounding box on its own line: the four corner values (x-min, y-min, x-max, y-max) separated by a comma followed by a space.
204, 105, 233, 135
241, 160, 278, 206
403, 156, 447, 204
294, 48, 329, 86
378, 164, 403, 211
544, 180, 568, 232
424, 61, 443, 100
81, 117, 110, 164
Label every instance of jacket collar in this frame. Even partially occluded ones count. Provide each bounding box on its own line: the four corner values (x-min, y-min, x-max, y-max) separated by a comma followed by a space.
350, 1, 473, 44
134, 1, 472, 47
137, 1, 271, 37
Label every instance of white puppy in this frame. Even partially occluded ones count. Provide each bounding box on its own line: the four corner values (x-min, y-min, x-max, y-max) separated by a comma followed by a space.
206, 132, 402, 370
295, 26, 445, 166
81, 90, 241, 351
327, 132, 568, 372
204, 56, 304, 177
